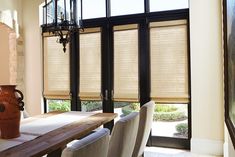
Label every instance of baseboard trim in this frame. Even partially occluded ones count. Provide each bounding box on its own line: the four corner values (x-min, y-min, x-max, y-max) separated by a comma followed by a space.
223, 142, 228, 157
191, 138, 223, 156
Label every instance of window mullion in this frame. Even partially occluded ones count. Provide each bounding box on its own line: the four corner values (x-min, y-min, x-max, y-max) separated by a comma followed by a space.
106, 0, 111, 17
139, 20, 150, 106
70, 32, 80, 111
144, 0, 150, 13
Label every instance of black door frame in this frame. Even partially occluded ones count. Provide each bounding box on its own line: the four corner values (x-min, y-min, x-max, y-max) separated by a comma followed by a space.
44, 8, 191, 149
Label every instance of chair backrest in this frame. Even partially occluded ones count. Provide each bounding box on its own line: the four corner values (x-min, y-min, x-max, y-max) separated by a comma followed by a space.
132, 101, 155, 157
107, 112, 139, 157
61, 128, 110, 157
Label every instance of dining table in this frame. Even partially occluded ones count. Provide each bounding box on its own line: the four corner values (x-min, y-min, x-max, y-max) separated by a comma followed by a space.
0, 111, 117, 157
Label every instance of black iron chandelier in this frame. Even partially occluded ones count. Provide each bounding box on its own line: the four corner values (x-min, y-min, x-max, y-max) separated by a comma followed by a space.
41, 0, 83, 52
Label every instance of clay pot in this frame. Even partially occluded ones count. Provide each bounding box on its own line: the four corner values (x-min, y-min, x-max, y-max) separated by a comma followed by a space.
0, 85, 24, 139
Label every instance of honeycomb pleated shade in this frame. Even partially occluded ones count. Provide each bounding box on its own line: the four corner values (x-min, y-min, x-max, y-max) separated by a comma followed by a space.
79, 28, 101, 100
43, 36, 70, 99
150, 20, 189, 103
113, 24, 139, 102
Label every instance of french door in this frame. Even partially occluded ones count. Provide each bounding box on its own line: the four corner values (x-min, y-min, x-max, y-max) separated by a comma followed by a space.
101, 21, 143, 129
77, 15, 190, 149
43, 9, 191, 149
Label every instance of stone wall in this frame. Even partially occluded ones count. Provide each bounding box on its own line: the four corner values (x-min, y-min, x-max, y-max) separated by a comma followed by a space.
0, 22, 17, 85
0, 12, 25, 96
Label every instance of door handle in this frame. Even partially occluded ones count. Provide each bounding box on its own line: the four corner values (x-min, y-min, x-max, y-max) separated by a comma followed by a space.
104, 90, 108, 101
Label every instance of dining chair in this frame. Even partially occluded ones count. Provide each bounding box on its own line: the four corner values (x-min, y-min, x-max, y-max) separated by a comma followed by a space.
107, 112, 139, 157
61, 128, 110, 157
132, 101, 155, 157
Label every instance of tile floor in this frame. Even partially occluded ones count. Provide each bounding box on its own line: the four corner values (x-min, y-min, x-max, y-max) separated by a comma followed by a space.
144, 147, 223, 157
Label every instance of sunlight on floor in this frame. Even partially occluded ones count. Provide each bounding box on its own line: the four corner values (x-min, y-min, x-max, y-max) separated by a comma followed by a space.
144, 147, 223, 157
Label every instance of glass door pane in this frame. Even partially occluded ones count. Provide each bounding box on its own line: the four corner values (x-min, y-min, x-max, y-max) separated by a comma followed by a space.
152, 103, 188, 138
43, 36, 70, 99
113, 24, 139, 121
79, 28, 102, 113
150, 20, 190, 146
47, 99, 71, 112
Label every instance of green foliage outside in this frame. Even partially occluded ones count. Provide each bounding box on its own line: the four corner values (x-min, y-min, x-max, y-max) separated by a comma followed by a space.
121, 103, 140, 115
81, 101, 133, 112
48, 100, 70, 112
81, 101, 102, 112
153, 110, 186, 121
175, 123, 188, 136
153, 104, 187, 121
114, 102, 132, 108
155, 105, 177, 112
48, 100, 135, 112
48, 100, 187, 122
122, 103, 187, 121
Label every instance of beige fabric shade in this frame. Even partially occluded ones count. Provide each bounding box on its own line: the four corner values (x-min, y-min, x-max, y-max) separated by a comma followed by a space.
79, 28, 101, 100
43, 36, 70, 99
42, 20, 189, 103
113, 24, 139, 102
150, 20, 189, 103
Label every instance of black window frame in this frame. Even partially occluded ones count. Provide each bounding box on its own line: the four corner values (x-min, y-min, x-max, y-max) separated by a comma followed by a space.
42, 1, 191, 149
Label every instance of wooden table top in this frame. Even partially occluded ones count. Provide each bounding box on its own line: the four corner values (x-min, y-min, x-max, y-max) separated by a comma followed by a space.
0, 111, 117, 157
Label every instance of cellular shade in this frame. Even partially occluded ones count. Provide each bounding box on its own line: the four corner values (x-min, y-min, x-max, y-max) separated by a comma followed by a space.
79, 28, 101, 100
113, 24, 139, 101
43, 36, 70, 99
150, 20, 189, 103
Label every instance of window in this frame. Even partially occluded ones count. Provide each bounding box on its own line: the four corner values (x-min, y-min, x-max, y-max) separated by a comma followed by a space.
79, 28, 102, 113
150, 0, 189, 12
47, 99, 71, 112
113, 24, 139, 101
41, 3, 190, 149
83, 0, 106, 19
152, 103, 188, 138
150, 20, 189, 141
81, 101, 102, 112
43, 36, 70, 99
111, 0, 144, 16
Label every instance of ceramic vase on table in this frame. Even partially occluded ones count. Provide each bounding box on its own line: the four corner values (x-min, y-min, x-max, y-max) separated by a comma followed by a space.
0, 85, 24, 139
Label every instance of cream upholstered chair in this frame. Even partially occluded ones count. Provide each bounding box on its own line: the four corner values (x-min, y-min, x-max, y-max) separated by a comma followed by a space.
132, 101, 155, 157
107, 112, 139, 157
61, 128, 110, 157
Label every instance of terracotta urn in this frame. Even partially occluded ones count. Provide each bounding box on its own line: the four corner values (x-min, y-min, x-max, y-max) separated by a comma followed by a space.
0, 85, 24, 139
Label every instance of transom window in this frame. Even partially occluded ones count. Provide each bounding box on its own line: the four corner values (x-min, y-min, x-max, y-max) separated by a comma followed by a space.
39, 0, 189, 24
